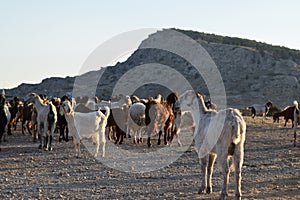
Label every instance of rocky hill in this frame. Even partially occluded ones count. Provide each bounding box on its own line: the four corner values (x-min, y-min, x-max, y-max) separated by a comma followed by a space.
5, 28, 300, 108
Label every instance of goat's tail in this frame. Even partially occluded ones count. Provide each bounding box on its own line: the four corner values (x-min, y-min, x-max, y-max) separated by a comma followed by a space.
104, 106, 110, 119
231, 117, 242, 145
294, 100, 298, 110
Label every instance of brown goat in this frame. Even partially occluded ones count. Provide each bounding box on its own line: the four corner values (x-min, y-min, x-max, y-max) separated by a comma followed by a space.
145, 96, 174, 147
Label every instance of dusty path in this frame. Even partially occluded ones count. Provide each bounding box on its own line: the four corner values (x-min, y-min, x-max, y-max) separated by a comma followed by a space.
0, 116, 299, 199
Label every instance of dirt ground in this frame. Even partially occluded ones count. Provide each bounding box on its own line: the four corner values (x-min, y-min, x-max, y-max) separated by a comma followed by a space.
0, 116, 299, 200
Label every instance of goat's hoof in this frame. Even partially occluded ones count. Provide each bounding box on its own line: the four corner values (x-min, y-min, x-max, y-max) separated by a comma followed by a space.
133, 139, 137, 144
198, 187, 206, 194
206, 187, 212, 194
235, 193, 242, 200
48, 147, 53, 151
38, 145, 42, 149
139, 138, 143, 143
148, 143, 152, 148
220, 192, 228, 200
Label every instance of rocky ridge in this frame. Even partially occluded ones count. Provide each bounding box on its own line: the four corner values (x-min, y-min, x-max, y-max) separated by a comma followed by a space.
5, 29, 300, 108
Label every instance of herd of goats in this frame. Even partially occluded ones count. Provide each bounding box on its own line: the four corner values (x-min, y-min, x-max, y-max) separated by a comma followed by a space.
0, 89, 298, 200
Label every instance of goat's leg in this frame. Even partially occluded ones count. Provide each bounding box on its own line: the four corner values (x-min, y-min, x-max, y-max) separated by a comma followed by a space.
157, 130, 162, 145
59, 124, 64, 142
44, 135, 49, 151
138, 129, 143, 143
284, 118, 287, 127
220, 157, 230, 200
33, 124, 38, 142
7, 123, 12, 135
100, 130, 106, 157
27, 121, 32, 135
206, 154, 217, 194
147, 126, 152, 147
22, 121, 25, 135
169, 125, 177, 146
73, 137, 80, 158
65, 126, 69, 142
198, 156, 208, 194
47, 129, 53, 151
163, 128, 169, 146
233, 146, 244, 200
94, 134, 100, 158
38, 125, 43, 149
45, 134, 53, 151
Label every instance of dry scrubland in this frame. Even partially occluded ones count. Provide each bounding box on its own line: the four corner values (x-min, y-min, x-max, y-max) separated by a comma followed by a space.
0, 116, 299, 199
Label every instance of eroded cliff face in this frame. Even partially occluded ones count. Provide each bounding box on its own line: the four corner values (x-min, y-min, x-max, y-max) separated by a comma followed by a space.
6, 29, 300, 108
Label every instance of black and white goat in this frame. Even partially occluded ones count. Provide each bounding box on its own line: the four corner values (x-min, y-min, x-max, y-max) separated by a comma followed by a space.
248, 101, 272, 119
27, 93, 57, 151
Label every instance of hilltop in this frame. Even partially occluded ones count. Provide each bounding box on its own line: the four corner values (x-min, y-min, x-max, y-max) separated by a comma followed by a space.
6, 28, 300, 108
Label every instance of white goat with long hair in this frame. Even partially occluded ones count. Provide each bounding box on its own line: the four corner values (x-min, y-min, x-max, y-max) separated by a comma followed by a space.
27, 93, 57, 151
179, 90, 246, 200
61, 100, 110, 158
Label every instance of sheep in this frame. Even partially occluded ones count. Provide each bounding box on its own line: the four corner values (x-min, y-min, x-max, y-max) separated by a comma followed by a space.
27, 93, 57, 151
273, 105, 299, 127
145, 96, 174, 147
179, 90, 246, 200
61, 100, 110, 158
248, 101, 272, 119
127, 102, 146, 144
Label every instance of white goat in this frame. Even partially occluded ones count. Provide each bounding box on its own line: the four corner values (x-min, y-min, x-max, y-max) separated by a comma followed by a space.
127, 102, 146, 144
180, 90, 246, 200
28, 93, 57, 151
61, 100, 110, 158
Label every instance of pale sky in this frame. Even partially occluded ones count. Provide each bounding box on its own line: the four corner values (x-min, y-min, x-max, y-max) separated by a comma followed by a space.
1, 0, 299, 89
